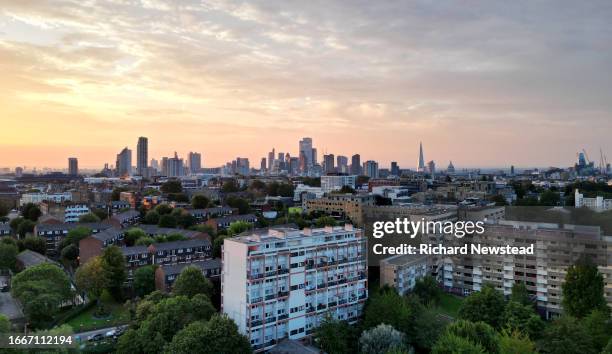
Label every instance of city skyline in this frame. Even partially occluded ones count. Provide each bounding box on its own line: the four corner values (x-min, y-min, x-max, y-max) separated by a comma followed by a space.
1, 1, 612, 168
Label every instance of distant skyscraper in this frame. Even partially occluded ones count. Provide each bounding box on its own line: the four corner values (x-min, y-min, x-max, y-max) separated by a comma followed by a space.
427, 160, 436, 175
323, 154, 335, 174
116, 147, 132, 177
137, 137, 148, 176
289, 157, 299, 175
390, 161, 400, 176
510, 165, 515, 176
299, 138, 314, 168
260, 158, 267, 171
351, 154, 361, 175
363, 160, 379, 178
188, 152, 202, 174
236, 157, 250, 175
15, 167, 23, 178
268, 148, 275, 171
447, 161, 455, 174
150, 158, 159, 172
68, 157, 78, 176
417, 142, 426, 172
166, 152, 184, 177
337, 155, 348, 173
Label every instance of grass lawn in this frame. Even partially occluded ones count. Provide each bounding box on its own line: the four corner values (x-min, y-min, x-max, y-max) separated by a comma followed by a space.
434, 292, 464, 320
66, 302, 130, 332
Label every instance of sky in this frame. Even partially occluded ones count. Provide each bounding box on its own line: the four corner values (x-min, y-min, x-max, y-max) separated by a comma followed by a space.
1, 0, 611, 170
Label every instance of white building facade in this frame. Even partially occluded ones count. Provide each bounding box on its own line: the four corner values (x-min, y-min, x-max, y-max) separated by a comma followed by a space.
222, 225, 368, 352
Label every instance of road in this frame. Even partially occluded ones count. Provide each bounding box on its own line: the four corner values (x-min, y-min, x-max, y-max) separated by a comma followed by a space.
73, 324, 129, 342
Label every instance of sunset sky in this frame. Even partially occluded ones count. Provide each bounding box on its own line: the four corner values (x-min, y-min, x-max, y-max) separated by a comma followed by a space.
1, 1, 611, 169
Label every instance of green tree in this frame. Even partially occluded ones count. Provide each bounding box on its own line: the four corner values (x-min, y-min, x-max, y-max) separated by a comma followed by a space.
413, 309, 446, 351
562, 258, 608, 318
502, 301, 544, 339
155, 204, 174, 215
0, 314, 10, 333
363, 290, 421, 336
498, 329, 537, 354
79, 213, 101, 223
432, 333, 485, 354
603, 338, 612, 354
125, 228, 147, 246
60, 226, 92, 249
134, 265, 157, 298
161, 180, 183, 194
16, 219, 35, 238
135, 236, 156, 246
158, 214, 177, 228
21, 203, 42, 221
359, 324, 409, 354
192, 195, 211, 209
538, 316, 596, 354
0, 243, 18, 270
581, 309, 612, 352
221, 180, 240, 193
91, 208, 109, 220
164, 315, 251, 354
75, 257, 110, 308
445, 320, 499, 354
11, 263, 72, 328
412, 276, 442, 306
60, 244, 79, 263
116, 295, 216, 354
226, 196, 250, 214
20, 236, 46, 255
539, 190, 560, 206
458, 283, 506, 328
491, 195, 509, 206
100, 246, 127, 299
143, 210, 161, 224
510, 282, 531, 306
173, 266, 213, 299
112, 187, 129, 201
314, 315, 358, 354
9, 217, 24, 234
315, 216, 337, 227
228, 221, 251, 236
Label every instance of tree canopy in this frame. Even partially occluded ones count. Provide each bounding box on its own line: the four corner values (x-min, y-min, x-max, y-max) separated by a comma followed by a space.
173, 266, 213, 299
562, 257, 608, 318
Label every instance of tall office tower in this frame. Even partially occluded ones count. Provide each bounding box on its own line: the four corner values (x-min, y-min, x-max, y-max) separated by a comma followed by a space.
299, 151, 308, 174
188, 152, 202, 174
390, 161, 399, 176
150, 158, 159, 172
427, 160, 436, 175
222, 225, 368, 353
323, 154, 335, 174
337, 155, 348, 174
299, 137, 313, 168
260, 158, 267, 172
277, 152, 285, 171
137, 137, 148, 176
447, 161, 455, 174
116, 147, 132, 177
68, 157, 78, 175
363, 160, 379, 178
166, 152, 184, 177
268, 148, 275, 171
350, 154, 361, 175
15, 167, 23, 178
236, 158, 250, 175
289, 157, 299, 175
312, 148, 317, 165
417, 142, 425, 172
510, 165, 515, 176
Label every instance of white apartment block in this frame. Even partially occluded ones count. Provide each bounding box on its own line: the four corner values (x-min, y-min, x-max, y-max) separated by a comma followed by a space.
575, 189, 612, 211
320, 175, 357, 193
64, 204, 90, 223
441, 220, 612, 319
222, 225, 368, 352
380, 254, 429, 295
20, 192, 72, 206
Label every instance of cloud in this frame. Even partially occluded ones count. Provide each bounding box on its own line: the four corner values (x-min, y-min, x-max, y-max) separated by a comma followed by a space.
0, 0, 611, 168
